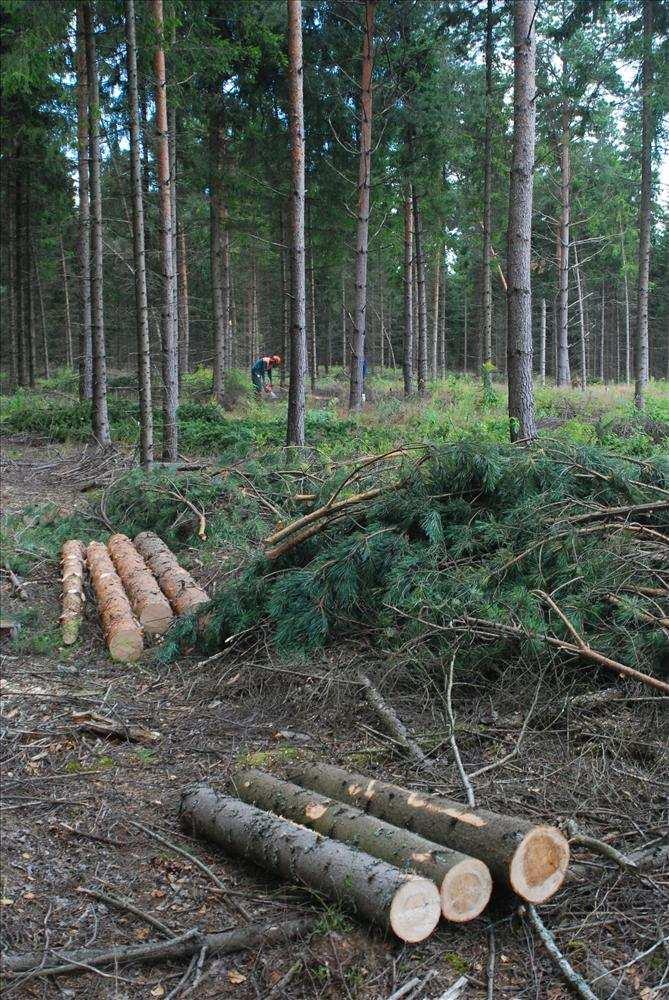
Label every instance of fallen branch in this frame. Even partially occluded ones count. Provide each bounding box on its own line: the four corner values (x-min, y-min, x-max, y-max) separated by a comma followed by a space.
358, 670, 429, 768
72, 711, 160, 744
77, 887, 175, 936
524, 904, 598, 1000
444, 652, 476, 807
565, 820, 638, 872
1, 917, 315, 978
563, 500, 669, 525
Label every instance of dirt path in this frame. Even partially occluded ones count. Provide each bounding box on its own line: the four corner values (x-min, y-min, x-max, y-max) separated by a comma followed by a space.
1, 440, 667, 998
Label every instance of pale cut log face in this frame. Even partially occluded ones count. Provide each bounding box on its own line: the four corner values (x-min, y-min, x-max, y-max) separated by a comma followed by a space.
388, 878, 441, 943
441, 857, 492, 923
510, 826, 570, 903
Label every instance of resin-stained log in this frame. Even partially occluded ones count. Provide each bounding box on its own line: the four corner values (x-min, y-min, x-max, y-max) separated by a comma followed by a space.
107, 533, 172, 636
231, 768, 492, 922
87, 541, 143, 662
179, 784, 441, 942
133, 531, 208, 616
60, 539, 86, 645
285, 762, 569, 903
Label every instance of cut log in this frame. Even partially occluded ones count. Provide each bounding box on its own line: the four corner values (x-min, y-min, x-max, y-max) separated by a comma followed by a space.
180, 783, 441, 942
107, 533, 173, 636
285, 763, 569, 904
60, 539, 86, 645
231, 768, 492, 922
133, 531, 208, 616
86, 541, 144, 662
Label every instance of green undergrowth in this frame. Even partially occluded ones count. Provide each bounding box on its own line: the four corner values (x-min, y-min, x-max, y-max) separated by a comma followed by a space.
158, 437, 669, 686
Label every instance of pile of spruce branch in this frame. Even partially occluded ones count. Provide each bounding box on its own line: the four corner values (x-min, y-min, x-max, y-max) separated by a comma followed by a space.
162, 438, 669, 691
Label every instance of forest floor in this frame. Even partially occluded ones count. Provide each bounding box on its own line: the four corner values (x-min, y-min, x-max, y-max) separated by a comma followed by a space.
1, 377, 668, 999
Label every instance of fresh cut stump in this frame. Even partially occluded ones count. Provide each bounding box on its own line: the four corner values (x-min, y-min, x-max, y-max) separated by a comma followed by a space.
232, 768, 492, 922
60, 539, 86, 645
180, 784, 441, 942
133, 531, 209, 616
86, 541, 143, 662
107, 533, 173, 636
286, 763, 569, 903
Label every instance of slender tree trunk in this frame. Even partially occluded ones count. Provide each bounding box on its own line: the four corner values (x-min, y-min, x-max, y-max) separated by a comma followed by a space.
125, 0, 154, 470
620, 233, 631, 385
463, 290, 468, 372
280, 208, 288, 387
60, 238, 74, 368
83, 0, 111, 443
599, 285, 606, 383
33, 250, 50, 379
26, 241, 37, 388
76, 4, 93, 399
177, 225, 189, 381
209, 113, 226, 401
309, 243, 317, 391
14, 175, 26, 386
539, 297, 546, 387
341, 270, 347, 368
412, 187, 428, 396
402, 192, 413, 397
252, 255, 258, 358
615, 292, 621, 383
9, 170, 19, 385
573, 242, 587, 390
556, 87, 571, 386
481, 0, 494, 387
634, 0, 653, 409
152, 0, 178, 459
349, 0, 377, 411
439, 258, 447, 377
168, 105, 179, 383
286, 0, 307, 446
506, 0, 537, 442
431, 247, 440, 380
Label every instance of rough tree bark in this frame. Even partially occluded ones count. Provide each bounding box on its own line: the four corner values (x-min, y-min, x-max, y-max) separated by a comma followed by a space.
412, 186, 428, 397
573, 242, 587, 390
180, 783, 441, 942
232, 768, 492, 922
634, 0, 653, 410
133, 531, 209, 616
285, 762, 570, 904
280, 207, 289, 386
125, 0, 154, 470
60, 540, 86, 646
349, 0, 377, 411
309, 242, 317, 391
481, 0, 494, 388
209, 111, 226, 403
506, 0, 538, 442
152, 0, 178, 460
286, 0, 307, 446
87, 541, 143, 662
556, 79, 572, 386
83, 0, 111, 443
60, 238, 74, 368
168, 105, 179, 380
75, 2, 93, 399
108, 533, 173, 636
177, 225, 190, 381
403, 194, 413, 396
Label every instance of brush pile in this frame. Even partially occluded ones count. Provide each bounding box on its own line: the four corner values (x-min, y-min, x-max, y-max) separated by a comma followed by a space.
163, 438, 669, 691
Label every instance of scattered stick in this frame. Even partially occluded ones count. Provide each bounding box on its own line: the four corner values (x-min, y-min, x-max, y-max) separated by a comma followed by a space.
605, 592, 669, 631
386, 976, 422, 1000
357, 670, 429, 768
72, 711, 160, 744
445, 652, 476, 807
523, 905, 598, 1000
3, 563, 29, 600
486, 923, 496, 1000
77, 887, 175, 937
266, 959, 302, 998
468, 683, 540, 780
565, 820, 638, 872
563, 499, 669, 525
432, 976, 468, 1000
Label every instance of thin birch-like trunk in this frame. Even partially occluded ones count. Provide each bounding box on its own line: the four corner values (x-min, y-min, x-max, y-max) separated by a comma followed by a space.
60, 238, 73, 368
634, 4, 653, 409
412, 186, 428, 396
76, 2, 93, 399
402, 192, 413, 396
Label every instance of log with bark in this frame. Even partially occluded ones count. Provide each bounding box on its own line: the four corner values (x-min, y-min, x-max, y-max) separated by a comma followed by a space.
107, 533, 173, 635
285, 763, 569, 903
231, 768, 492, 922
180, 783, 441, 942
60, 539, 86, 645
86, 541, 144, 662
133, 531, 208, 616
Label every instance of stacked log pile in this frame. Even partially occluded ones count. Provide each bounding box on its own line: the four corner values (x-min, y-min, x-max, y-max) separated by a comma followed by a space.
180, 764, 570, 943
59, 534, 207, 661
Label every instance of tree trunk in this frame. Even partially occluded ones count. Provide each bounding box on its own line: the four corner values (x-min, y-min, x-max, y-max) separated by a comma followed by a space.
33, 250, 50, 379
125, 0, 154, 471
209, 112, 226, 402
107, 533, 173, 636
8, 172, 19, 384
285, 762, 569, 904
309, 244, 317, 391
573, 242, 587, 390
286, 0, 307, 446
620, 232, 631, 385
180, 784, 441, 942
177, 225, 190, 381
431, 247, 440, 380
412, 186, 428, 396
539, 297, 546, 386
463, 289, 468, 372
60, 540, 86, 646
402, 193, 413, 396
60, 238, 74, 368
506, 0, 538, 442
341, 269, 347, 368
556, 90, 571, 386
169, 105, 179, 383
232, 768, 492, 923
152, 0, 178, 460
348, 0, 377, 411
14, 174, 27, 387
280, 208, 288, 386
599, 285, 606, 383
634, 0, 653, 409
439, 260, 447, 377
87, 541, 143, 662
76, 2, 93, 400
83, 1, 110, 441
481, 0, 494, 385
133, 531, 209, 616
24, 201, 36, 388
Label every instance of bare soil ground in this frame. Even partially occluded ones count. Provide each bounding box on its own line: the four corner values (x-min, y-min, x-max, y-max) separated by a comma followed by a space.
1, 440, 667, 999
